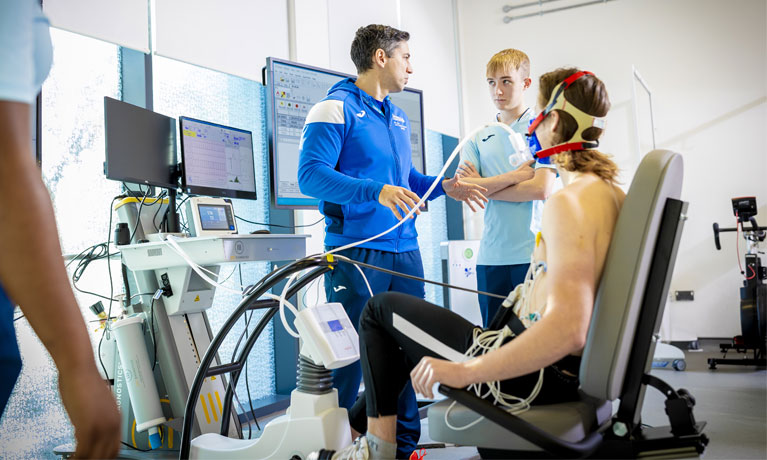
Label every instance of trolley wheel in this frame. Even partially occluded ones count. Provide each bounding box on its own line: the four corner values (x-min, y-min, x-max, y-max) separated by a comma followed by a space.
707, 358, 717, 370
672, 359, 686, 371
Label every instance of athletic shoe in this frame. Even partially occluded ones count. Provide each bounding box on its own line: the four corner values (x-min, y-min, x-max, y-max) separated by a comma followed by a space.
307, 436, 370, 460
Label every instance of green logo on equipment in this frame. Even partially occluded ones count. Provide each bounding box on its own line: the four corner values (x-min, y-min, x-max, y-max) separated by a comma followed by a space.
463, 248, 474, 260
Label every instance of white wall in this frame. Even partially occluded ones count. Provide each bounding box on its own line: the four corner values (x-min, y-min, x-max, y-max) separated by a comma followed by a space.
154, 0, 290, 81
290, 0, 463, 304
324, 0, 461, 136
456, 0, 767, 339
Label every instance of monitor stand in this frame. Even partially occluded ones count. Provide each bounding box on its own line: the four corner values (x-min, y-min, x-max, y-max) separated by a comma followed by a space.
166, 187, 181, 233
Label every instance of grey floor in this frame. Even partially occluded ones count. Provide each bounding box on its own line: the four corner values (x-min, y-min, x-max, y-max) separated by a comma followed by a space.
244, 339, 765, 459
416, 339, 766, 459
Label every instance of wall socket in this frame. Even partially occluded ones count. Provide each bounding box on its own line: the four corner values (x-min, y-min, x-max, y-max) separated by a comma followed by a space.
674, 290, 694, 301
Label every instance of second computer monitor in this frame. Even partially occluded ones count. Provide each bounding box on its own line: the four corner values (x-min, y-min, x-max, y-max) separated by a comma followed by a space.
104, 97, 178, 189
266, 57, 427, 209
179, 117, 257, 200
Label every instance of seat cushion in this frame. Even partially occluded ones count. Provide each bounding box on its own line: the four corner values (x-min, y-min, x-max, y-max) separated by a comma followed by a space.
428, 397, 612, 451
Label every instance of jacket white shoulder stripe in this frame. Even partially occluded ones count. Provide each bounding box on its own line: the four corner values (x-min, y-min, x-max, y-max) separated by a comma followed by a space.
305, 100, 344, 125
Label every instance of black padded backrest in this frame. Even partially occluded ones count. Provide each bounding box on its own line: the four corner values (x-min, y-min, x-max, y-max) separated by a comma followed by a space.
579, 150, 683, 400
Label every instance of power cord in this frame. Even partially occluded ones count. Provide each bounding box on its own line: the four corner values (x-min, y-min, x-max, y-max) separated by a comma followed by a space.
149, 289, 163, 372
235, 215, 324, 229
120, 441, 151, 452
70, 242, 119, 302
333, 255, 506, 300
150, 190, 169, 232
128, 186, 152, 242
96, 196, 120, 381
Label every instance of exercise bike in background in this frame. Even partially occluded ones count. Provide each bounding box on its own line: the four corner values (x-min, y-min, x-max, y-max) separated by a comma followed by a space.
709, 196, 767, 369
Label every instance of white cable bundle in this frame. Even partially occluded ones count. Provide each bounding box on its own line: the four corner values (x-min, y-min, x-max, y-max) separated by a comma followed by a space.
444, 259, 548, 431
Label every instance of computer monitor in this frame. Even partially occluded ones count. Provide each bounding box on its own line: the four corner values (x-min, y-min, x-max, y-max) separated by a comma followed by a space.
104, 97, 178, 189
179, 117, 257, 200
265, 57, 427, 209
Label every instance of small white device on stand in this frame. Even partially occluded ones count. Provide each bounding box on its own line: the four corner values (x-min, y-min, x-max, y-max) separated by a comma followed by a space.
185, 197, 238, 237
190, 302, 359, 459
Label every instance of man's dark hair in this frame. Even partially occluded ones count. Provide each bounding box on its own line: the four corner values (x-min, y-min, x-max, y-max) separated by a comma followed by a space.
350, 24, 410, 74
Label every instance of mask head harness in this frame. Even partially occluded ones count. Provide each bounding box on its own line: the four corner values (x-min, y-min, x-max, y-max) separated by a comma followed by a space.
527, 70, 607, 160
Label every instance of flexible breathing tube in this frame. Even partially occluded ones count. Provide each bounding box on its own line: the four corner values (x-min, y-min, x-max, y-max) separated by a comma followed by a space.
162, 121, 545, 419
323, 121, 529, 257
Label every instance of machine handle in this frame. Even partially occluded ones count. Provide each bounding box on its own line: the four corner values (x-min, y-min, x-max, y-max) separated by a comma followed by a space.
713, 222, 721, 250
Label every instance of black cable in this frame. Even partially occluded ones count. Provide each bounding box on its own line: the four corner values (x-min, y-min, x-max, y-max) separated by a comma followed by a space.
172, 195, 191, 233
13, 314, 25, 322
71, 243, 110, 281
243, 309, 260, 434
151, 190, 168, 231
96, 196, 120, 382
65, 242, 105, 269
335, 256, 507, 299
121, 263, 132, 304
235, 215, 324, 229
120, 441, 150, 452
176, 195, 190, 212
70, 242, 120, 302
128, 186, 152, 242
227, 265, 260, 436
150, 295, 158, 371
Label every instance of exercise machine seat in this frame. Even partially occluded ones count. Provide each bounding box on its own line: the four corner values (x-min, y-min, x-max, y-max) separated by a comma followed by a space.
428, 150, 684, 454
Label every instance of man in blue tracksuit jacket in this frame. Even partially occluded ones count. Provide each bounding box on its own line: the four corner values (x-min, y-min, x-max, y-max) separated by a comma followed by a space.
298, 24, 487, 458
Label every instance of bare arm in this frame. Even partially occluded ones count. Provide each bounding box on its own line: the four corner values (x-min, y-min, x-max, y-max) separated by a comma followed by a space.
410, 191, 598, 396
488, 167, 557, 202
0, 101, 120, 458
456, 160, 535, 195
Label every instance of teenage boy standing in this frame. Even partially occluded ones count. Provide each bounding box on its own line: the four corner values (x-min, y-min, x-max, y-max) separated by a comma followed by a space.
458, 49, 557, 327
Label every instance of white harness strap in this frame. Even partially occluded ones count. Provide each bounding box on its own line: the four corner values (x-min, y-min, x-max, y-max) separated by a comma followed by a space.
392, 312, 469, 363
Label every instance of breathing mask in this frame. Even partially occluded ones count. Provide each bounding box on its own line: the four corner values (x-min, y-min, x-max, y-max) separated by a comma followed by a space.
527, 71, 606, 160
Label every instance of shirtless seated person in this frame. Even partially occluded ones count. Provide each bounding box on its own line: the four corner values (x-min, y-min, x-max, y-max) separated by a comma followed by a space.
312, 67, 625, 460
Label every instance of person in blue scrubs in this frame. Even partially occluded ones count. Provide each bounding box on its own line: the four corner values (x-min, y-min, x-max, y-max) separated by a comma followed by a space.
0, 2, 120, 458
298, 24, 487, 458
458, 49, 557, 328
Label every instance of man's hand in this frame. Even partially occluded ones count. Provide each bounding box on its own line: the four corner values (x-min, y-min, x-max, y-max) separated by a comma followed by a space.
457, 161, 480, 179
59, 368, 121, 458
410, 356, 471, 399
378, 184, 424, 220
442, 177, 488, 212
514, 159, 536, 183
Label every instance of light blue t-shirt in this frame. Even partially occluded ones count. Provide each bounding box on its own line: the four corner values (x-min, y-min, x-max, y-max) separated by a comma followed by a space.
461, 109, 556, 266
0, 0, 53, 417
0, 0, 53, 104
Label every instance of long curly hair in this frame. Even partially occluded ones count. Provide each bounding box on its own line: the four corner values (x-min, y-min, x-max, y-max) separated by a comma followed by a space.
537, 68, 619, 183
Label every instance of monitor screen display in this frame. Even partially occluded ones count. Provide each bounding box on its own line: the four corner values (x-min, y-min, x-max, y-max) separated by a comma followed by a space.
104, 97, 177, 189
266, 57, 427, 209
179, 117, 257, 200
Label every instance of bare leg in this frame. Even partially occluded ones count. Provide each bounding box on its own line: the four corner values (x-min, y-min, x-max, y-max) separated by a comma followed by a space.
367, 415, 397, 444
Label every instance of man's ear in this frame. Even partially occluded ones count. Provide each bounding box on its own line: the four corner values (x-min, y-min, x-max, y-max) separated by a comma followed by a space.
373, 48, 387, 68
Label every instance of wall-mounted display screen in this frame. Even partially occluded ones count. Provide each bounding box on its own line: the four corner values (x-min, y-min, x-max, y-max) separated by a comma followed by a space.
265, 57, 426, 209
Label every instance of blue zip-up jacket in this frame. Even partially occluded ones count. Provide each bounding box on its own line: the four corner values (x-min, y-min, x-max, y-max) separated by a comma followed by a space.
298, 78, 445, 253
